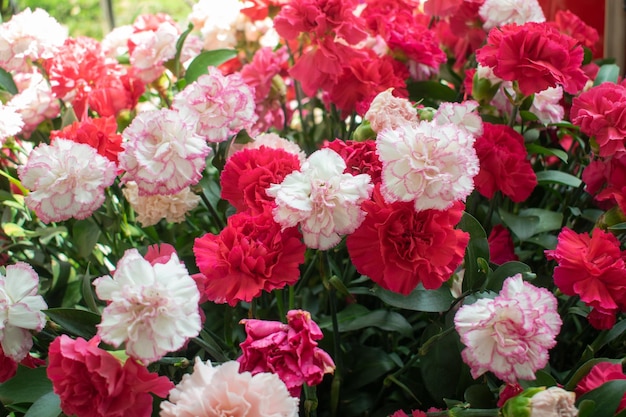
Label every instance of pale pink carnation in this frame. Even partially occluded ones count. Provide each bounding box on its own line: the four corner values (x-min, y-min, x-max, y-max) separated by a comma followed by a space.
102, 25, 133, 58
0, 103, 23, 143
377, 120, 479, 212
0, 262, 47, 362
530, 86, 565, 124
9, 70, 61, 136
129, 17, 180, 83
454, 274, 562, 383
119, 108, 211, 196
228, 133, 306, 164
479, 0, 545, 30
267, 148, 373, 250
122, 182, 201, 227
0, 8, 67, 72
434, 100, 484, 137
530, 387, 578, 417
173, 67, 257, 143
188, 0, 243, 50
93, 248, 202, 364
364, 88, 417, 133
18, 139, 117, 223
160, 360, 298, 417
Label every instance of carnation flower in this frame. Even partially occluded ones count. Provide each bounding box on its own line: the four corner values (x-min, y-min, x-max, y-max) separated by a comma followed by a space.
575, 362, 626, 413
193, 207, 306, 306
227, 133, 306, 164
122, 183, 201, 227
93, 247, 202, 364
322, 139, 383, 185
160, 359, 299, 417
551, 9, 600, 53
474, 122, 537, 202
172, 67, 257, 143
128, 14, 180, 83
188, 0, 243, 50
488, 225, 519, 265
476, 22, 587, 96
267, 148, 373, 250
478, 0, 545, 30
502, 387, 578, 417
18, 139, 117, 223
119, 108, 210, 196
454, 274, 562, 382
221, 146, 301, 215
0, 8, 67, 72
376, 120, 479, 212
364, 88, 417, 133
529, 87, 565, 125
238, 310, 335, 396
433, 100, 483, 137
50, 116, 123, 164
48, 335, 173, 417
347, 186, 468, 293
9, 70, 60, 136
0, 103, 23, 143
0, 262, 47, 362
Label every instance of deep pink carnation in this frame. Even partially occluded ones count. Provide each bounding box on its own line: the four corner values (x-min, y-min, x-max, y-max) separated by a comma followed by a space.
476, 22, 587, 96
193, 208, 306, 306
47, 335, 173, 417
238, 310, 335, 397
347, 186, 468, 294
571, 83, 626, 157
488, 225, 519, 265
322, 139, 382, 185
576, 362, 626, 412
474, 122, 537, 202
221, 146, 300, 215
582, 153, 626, 212
551, 9, 600, 54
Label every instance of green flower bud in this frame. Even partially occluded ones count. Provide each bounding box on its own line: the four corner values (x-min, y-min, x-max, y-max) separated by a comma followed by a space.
352, 120, 376, 142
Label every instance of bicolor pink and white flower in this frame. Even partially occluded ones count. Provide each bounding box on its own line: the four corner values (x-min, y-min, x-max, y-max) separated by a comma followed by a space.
128, 14, 180, 83
93, 248, 202, 364
377, 120, 479, 212
160, 360, 299, 417
122, 182, 201, 227
9, 70, 60, 136
188, 0, 243, 50
0, 103, 23, 143
173, 67, 257, 143
0, 262, 47, 362
454, 274, 562, 383
18, 139, 117, 223
0, 8, 67, 72
434, 100, 484, 138
530, 86, 565, 124
119, 108, 210, 196
266, 148, 373, 250
364, 88, 417, 133
479, 0, 545, 30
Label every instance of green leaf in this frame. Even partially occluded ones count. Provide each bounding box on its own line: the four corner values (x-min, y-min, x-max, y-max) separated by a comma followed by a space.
518, 370, 557, 389
464, 384, 496, 408
484, 261, 532, 291
590, 318, 626, 352
577, 380, 626, 417
608, 222, 626, 231
499, 208, 563, 241
339, 309, 412, 335
536, 171, 582, 188
172, 22, 194, 78
71, 219, 101, 258
519, 110, 539, 122
526, 143, 568, 163
0, 366, 52, 405
458, 212, 489, 291
594, 64, 620, 86
407, 81, 458, 104
0, 67, 18, 95
371, 284, 454, 313
24, 391, 61, 417
185, 49, 238, 84
344, 346, 397, 390
45, 308, 101, 339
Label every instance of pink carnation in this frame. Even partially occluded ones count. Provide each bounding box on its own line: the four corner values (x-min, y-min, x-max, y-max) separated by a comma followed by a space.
267, 148, 373, 250
364, 88, 417, 134
377, 120, 479, 212
160, 360, 298, 417
128, 14, 180, 83
478, 0, 545, 30
454, 274, 562, 382
18, 139, 117, 223
0, 103, 23, 143
575, 362, 626, 413
551, 9, 600, 53
434, 100, 483, 137
228, 133, 306, 163
238, 310, 335, 396
173, 67, 257, 143
119, 108, 210, 196
9, 70, 60, 136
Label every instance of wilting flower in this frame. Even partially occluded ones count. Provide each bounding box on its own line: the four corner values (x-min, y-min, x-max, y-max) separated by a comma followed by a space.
93, 247, 202, 364
478, 0, 545, 30
364, 88, 417, 134
454, 274, 562, 382
47, 335, 173, 417
119, 108, 210, 196
0, 103, 23, 143
238, 310, 335, 396
0, 262, 47, 362
377, 120, 479, 212
502, 387, 578, 417
122, 182, 201, 227
18, 139, 117, 223
347, 186, 468, 294
267, 148, 373, 250
193, 207, 306, 306
173, 67, 257, 143
576, 362, 626, 413
161, 360, 298, 417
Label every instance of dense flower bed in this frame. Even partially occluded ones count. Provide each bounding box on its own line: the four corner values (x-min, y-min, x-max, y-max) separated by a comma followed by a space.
0, 0, 625, 416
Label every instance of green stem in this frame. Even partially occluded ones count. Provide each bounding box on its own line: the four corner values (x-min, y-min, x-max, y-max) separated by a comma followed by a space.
428, 408, 499, 417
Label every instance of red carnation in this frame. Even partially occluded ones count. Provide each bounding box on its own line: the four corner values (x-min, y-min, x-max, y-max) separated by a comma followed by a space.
47, 335, 173, 417
474, 122, 537, 203
347, 185, 468, 294
476, 22, 588, 96
50, 116, 123, 164
551, 9, 600, 54
582, 153, 626, 212
193, 207, 306, 306
322, 139, 382, 185
576, 362, 626, 412
487, 225, 518, 265
221, 146, 300, 215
